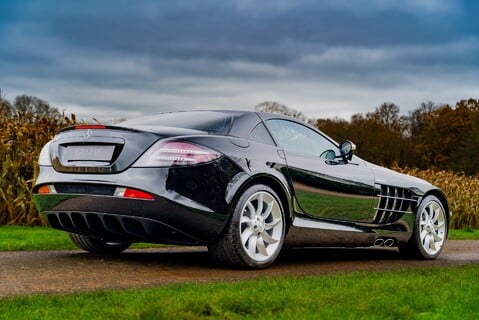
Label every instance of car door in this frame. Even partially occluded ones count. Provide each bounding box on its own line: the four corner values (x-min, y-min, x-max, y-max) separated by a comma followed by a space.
265, 119, 376, 223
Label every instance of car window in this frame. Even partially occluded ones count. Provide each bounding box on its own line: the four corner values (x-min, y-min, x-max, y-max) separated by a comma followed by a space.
265, 119, 337, 157
249, 123, 275, 145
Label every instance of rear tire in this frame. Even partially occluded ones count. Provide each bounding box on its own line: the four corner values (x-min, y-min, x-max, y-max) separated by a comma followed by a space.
400, 195, 448, 259
68, 233, 132, 254
208, 184, 285, 269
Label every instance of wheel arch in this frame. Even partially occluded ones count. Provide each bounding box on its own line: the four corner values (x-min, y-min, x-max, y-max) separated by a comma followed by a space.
228, 174, 293, 230
422, 189, 451, 231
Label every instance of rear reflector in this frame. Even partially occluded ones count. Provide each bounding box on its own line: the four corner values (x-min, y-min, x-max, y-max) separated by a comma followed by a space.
38, 185, 57, 194
114, 187, 154, 200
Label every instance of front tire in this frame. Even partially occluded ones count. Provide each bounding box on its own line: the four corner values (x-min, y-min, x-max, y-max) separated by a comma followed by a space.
68, 233, 132, 254
400, 195, 448, 259
208, 184, 285, 269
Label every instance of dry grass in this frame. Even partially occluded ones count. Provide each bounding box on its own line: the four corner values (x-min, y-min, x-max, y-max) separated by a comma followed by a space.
394, 166, 479, 229
0, 112, 74, 225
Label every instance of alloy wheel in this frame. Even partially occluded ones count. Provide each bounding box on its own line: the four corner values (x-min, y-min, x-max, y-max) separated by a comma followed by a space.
239, 191, 284, 262
418, 200, 446, 256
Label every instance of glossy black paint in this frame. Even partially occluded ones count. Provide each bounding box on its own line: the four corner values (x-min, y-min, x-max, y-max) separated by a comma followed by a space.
34, 110, 450, 248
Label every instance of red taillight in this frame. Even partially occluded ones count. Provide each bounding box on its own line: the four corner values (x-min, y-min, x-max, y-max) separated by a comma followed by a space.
157, 141, 219, 165
75, 125, 106, 130
133, 140, 220, 167
123, 189, 154, 200
114, 187, 154, 200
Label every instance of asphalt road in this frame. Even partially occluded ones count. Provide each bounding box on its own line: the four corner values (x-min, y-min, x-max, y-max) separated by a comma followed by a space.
1, 240, 478, 298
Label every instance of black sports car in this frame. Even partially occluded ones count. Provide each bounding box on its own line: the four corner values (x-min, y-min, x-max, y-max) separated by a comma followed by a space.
33, 110, 450, 268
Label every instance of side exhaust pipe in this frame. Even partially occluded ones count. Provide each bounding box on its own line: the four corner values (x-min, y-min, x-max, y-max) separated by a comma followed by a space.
384, 238, 395, 247
374, 237, 397, 247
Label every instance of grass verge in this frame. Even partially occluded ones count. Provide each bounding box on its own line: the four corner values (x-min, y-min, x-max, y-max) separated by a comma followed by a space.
0, 226, 477, 251
0, 226, 163, 251
448, 228, 479, 240
0, 265, 478, 319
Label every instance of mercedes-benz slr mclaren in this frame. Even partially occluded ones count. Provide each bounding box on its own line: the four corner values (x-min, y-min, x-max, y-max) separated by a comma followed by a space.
33, 110, 450, 268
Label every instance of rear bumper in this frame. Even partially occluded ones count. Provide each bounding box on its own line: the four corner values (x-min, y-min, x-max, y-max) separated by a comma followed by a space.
33, 159, 243, 244
44, 211, 203, 245
35, 196, 213, 245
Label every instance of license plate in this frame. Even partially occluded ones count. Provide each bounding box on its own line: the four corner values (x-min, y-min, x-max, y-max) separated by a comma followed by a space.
62, 145, 115, 162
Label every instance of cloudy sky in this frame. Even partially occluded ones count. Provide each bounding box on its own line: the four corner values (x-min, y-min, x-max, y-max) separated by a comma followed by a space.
1, 0, 478, 121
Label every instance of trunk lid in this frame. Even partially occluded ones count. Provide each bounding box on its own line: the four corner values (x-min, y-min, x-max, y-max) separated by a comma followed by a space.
50, 125, 206, 174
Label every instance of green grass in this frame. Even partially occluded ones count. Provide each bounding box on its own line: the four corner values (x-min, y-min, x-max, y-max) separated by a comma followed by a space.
0, 226, 75, 251
448, 228, 479, 240
0, 265, 478, 319
1, 227, 478, 318
0, 226, 477, 252
0, 226, 163, 251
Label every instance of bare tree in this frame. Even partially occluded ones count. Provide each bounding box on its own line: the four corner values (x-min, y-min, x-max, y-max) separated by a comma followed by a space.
367, 102, 401, 131
13, 94, 62, 119
254, 101, 307, 122
0, 88, 12, 117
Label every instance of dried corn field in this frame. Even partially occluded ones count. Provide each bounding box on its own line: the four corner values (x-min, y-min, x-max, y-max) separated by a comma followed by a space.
0, 112, 75, 226
395, 167, 479, 229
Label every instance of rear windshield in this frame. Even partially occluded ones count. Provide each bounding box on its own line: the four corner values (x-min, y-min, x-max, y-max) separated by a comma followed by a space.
119, 111, 233, 133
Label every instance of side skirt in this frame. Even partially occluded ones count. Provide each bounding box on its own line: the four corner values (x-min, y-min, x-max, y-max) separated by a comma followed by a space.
284, 216, 413, 248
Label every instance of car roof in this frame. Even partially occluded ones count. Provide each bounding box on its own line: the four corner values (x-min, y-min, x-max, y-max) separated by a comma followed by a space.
119, 109, 313, 139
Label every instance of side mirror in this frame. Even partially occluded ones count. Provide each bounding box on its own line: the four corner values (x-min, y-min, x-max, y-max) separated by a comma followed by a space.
339, 140, 356, 161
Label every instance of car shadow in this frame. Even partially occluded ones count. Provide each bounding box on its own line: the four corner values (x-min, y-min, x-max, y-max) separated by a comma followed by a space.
279, 246, 401, 263
65, 245, 402, 269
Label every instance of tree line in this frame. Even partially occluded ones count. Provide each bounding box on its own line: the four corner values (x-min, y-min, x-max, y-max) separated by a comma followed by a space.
2, 93, 479, 177
257, 99, 479, 176
0, 93, 478, 226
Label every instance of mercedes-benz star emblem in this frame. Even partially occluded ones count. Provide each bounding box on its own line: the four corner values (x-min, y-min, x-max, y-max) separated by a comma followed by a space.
83, 129, 93, 140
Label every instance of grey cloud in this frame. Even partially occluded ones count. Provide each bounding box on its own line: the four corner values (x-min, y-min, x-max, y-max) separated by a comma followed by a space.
1, 0, 478, 122
14, 0, 463, 64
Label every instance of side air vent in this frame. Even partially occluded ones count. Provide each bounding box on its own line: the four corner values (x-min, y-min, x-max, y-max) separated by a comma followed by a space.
373, 185, 417, 224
